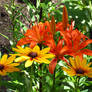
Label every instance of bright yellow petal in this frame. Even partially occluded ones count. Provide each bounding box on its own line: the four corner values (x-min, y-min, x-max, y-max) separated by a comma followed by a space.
17, 46, 26, 52
33, 45, 40, 53
81, 58, 87, 66
12, 48, 24, 54
62, 67, 76, 76
69, 57, 76, 69
75, 56, 80, 68
36, 58, 50, 64
41, 54, 55, 58
18, 46, 32, 54
15, 56, 30, 62
25, 47, 32, 54
0, 70, 6, 76
6, 55, 16, 64
0, 54, 8, 64
25, 60, 33, 67
40, 47, 50, 54
13, 46, 29, 54
9, 63, 20, 66
10, 54, 22, 56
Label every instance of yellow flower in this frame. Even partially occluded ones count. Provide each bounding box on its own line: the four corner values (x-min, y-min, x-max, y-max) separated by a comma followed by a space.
62, 56, 92, 77
12, 45, 55, 67
0, 54, 20, 76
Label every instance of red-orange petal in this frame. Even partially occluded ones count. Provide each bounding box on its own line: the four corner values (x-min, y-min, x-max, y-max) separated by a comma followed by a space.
81, 49, 92, 56
62, 6, 68, 30
49, 58, 57, 74
50, 16, 56, 35
17, 37, 31, 46
78, 39, 92, 50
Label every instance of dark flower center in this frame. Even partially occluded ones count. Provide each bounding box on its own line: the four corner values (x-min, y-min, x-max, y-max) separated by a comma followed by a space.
76, 69, 84, 74
28, 52, 37, 58
0, 64, 4, 71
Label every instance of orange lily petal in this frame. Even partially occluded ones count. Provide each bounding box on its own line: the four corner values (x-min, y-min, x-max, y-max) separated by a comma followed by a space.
49, 58, 57, 74
62, 6, 68, 30
50, 16, 56, 35
81, 49, 92, 56
78, 39, 92, 50
17, 37, 31, 46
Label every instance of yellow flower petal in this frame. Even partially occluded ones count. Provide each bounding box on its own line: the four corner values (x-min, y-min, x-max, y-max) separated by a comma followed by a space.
17, 46, 25, 50
25, 47, 32, 54
75, 56, 80, 68
33, 45, 40, 53
6, 55, 16, 64
9, 63, 20, 66
25, 60, 33, 67
12, 48, 24, 54
0, 70, 6, 76
37, 58, 50, 64
81, 58, 87, 66
10, 54, 22, 56
15, 56, 30, 62
40, 47, 50, 54
41, 54, 55, 58
69, 57, 76, 69
62, 67, 76, 76
0, 54, 8, 64
63, 56, 92, 77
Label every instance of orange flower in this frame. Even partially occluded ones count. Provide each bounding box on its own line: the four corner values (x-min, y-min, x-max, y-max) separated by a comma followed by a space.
17, 22, 53, 48
49, 39, 70, 74
61, 28, 92, 59
56, 6, 92, 59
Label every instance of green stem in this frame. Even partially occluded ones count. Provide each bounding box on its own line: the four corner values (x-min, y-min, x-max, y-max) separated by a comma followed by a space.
74, 77, 80, 92
30, 65, 33, 92
39, 64, 42, 92
38, 43, 43, 92
26, 65, 34, 92
53, 69, 56, 89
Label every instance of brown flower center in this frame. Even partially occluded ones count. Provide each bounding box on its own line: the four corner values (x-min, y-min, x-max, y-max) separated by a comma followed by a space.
0, 64, 4, 71
76, 69, 84, 74
28, 52, 37, 58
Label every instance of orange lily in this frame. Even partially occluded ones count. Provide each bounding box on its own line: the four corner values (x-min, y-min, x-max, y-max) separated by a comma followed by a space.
63, 29, 92, 59
49, 39, 70, 74
17, 22, 53, 48
56, 5, 92, 59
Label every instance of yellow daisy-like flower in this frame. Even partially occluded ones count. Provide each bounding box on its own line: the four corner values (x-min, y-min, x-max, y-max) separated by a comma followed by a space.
0, 54, 20, 76
12, 45, 55, 67
62, 56, 92, 77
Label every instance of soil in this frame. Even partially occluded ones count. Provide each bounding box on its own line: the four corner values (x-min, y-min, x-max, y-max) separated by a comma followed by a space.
0, 0, 30, 54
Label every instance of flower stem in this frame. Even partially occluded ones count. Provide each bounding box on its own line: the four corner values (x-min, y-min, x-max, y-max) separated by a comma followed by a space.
38, 43, 43, 92
74, 77, 80, 92
39, 64, 42, 92
53, 68, 56, 89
